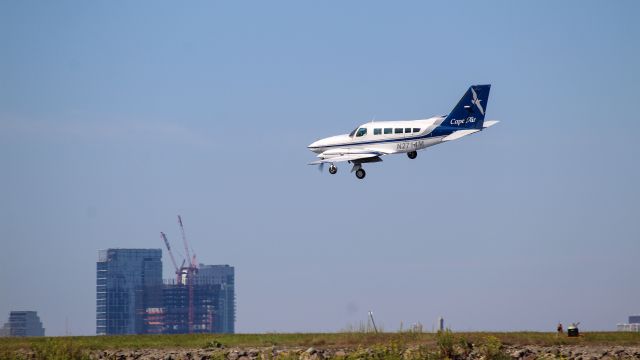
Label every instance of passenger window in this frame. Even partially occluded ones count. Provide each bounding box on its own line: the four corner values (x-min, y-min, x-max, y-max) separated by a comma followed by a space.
394, 128, 403, 134
374, 128, 382, 135
413, 128, 420, 133
356, 128, 367, 137
384, 128, 392, 134
405, 128, 411, 133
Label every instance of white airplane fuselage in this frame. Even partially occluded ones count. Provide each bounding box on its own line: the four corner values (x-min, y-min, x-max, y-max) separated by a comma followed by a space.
308, 117, 444, 157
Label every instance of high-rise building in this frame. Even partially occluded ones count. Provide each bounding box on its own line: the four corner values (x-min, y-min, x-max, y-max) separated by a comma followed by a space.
0, 311, 45, 337
96, 249, 162, 335
196, 264, 235, 333
161, 281, 222, 334
160, 264, 235, 334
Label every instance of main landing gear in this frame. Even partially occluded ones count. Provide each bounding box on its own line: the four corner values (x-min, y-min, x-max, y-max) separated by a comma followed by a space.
407, 151, 417, 159
328, 164, 337, 174
352, 163, 366, 179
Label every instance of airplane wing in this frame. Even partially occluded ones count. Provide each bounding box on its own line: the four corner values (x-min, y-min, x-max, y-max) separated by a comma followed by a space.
308, 151, 384, 165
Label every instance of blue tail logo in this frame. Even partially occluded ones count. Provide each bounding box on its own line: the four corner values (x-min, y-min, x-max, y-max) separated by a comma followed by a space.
443, 84, 491, 129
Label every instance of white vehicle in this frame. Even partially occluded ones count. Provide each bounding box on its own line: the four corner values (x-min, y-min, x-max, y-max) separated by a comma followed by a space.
307, 84, 498, 179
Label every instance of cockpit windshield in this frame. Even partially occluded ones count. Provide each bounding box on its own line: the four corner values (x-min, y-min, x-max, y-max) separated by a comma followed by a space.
349, 127, 368, 137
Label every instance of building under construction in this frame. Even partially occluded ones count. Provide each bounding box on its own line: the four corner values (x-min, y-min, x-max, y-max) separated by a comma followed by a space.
155, 216, 236, 334
160, 275, 230, 334
97, 216, 235, 335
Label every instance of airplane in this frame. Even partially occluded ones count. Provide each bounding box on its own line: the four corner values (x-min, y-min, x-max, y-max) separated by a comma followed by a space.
307, 84, 498, 179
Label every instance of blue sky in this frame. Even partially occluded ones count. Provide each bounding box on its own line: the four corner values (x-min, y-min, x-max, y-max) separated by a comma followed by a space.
1, 1, 639, 336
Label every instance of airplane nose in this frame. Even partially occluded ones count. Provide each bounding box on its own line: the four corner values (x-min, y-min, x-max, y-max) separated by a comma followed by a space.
308, 140, 324, 154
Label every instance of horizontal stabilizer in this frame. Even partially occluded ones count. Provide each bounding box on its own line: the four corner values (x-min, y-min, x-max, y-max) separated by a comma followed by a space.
442, 129, 479, 142
483, 120, 499, 128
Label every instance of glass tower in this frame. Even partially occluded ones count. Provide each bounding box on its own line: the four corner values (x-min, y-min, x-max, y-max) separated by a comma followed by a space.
96, 249, 162, 335
195, 264, 235, 333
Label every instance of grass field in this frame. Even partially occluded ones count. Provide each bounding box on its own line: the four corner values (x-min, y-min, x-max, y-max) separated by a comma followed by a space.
1, 331, 639, 353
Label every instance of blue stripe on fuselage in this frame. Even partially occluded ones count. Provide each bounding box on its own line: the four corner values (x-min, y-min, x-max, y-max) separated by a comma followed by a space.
308, 126, 460, 150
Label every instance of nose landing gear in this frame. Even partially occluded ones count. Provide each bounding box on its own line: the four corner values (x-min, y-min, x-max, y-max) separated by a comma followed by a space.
407, 151, 417, 159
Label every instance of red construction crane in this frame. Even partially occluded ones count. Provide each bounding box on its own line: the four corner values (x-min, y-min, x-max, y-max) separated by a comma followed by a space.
161, 216, 199, 334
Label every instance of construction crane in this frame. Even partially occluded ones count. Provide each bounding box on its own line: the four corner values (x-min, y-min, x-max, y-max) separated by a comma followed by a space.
160, 216, 199, 334
177, 215, 197, 334
178, 215, 197, 267
160, 232, 181, 284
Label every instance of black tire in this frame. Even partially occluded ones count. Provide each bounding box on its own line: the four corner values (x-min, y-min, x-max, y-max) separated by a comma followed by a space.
355, 168, 366, 179
329, 165, 337, 174
407, 151, 417, 159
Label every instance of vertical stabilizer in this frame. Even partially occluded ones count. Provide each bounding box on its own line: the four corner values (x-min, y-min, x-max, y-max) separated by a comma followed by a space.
442, 84, 491, 129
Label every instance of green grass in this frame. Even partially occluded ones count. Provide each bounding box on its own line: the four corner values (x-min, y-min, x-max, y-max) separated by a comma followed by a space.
1, 331, 638, 357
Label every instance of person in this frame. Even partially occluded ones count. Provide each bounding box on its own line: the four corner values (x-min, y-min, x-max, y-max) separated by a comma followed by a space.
557, 323, 563, 337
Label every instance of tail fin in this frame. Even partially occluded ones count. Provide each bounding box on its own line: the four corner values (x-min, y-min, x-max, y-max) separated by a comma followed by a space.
442, 84, 491, 129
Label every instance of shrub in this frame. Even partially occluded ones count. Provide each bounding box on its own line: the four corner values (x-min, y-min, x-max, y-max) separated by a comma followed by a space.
435, 329, 457, 359
204, 339, 225, 349
480, 336, 510, 360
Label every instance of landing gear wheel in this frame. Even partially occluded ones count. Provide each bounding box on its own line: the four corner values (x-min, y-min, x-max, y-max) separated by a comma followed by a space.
329, 164, 337, 174
407, 151, 417, 159
355, 168, 366, 179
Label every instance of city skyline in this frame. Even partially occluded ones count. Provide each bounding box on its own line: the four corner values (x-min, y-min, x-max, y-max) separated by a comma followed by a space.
96, 248, 235, 335
2, 1, 639, 336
